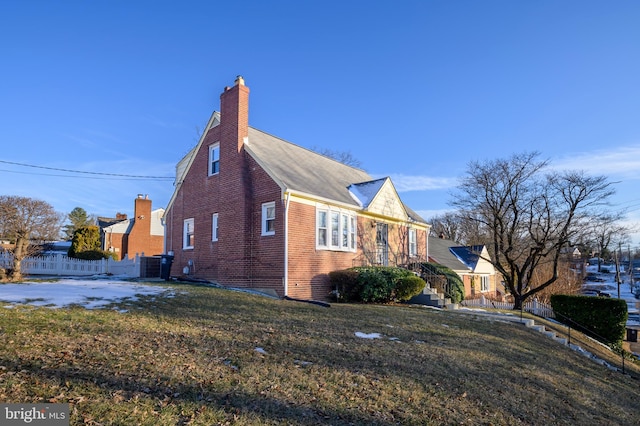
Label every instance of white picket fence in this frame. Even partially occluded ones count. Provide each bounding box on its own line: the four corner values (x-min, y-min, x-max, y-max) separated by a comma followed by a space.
461, 295, 555, 318
0, 253, 140, 278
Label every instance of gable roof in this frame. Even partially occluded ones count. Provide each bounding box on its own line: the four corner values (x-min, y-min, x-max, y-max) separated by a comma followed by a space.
428, 236, 472, 272
449, 245, 485, 270
168, 115, 428, 225
429, 237, 495, 275
245, 127, 372, 206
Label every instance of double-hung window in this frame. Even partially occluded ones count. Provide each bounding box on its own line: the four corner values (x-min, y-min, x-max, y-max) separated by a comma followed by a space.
183, 218, 194, 249
316, 206, 356, 252
481, 275, 490, 292
262, 202, 276, 236
208, 143, 220, 175
212, 213, 219, 242
408, 228, 417, 257
317, 211, 328, 246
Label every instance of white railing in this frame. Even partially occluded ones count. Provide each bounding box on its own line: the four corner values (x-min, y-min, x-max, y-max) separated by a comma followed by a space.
461, 295, 555, 318
0, 253, 140, 278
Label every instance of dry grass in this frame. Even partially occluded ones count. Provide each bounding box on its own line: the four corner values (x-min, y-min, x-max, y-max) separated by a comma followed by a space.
0, 282, 639, 425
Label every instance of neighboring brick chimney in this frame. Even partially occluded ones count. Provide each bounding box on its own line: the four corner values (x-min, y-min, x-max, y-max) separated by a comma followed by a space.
126, 194, 153, 258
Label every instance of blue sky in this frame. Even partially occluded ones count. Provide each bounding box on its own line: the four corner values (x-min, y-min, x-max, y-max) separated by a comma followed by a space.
1, 1, 640, 245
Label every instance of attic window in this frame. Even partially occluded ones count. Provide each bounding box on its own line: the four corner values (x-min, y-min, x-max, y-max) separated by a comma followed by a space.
208, 143, 220, 176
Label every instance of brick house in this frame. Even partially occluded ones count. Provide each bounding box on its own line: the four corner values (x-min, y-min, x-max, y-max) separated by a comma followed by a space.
98, 194, 165, 260
164, 77, 430, 300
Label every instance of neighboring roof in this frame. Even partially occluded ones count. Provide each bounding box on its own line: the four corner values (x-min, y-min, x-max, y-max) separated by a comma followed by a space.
428, 236, 472, 272
429, 237, 495, 275
449, 245, 485, 270
97, 217, 127, 229
101, 219, 133, 234
99, 208, 165, 236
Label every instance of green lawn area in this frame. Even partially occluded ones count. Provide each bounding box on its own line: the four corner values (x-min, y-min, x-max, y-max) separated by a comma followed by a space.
0, 282, 639, 425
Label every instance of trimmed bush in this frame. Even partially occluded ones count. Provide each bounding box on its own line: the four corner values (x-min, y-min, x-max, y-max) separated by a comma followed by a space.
73, 249, 117, 261
551, 294, 627, 346
329, 266, 425, 303
357, 267, 394, 303
329, 269, 361, 302
395, 275, 426, 301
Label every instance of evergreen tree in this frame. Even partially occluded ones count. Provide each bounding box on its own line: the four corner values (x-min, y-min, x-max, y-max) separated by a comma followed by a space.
68, 226, 101, 258
63, 207, 94, 240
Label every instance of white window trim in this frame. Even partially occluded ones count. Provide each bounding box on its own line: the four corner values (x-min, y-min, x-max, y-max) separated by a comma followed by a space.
316, 205, 357, 252
408, 228, 417, 257
183, 218, 194, 249
480, 275, 490, 292
317, 210, 328, 247
261, 202, 276, 236
212, 213, 218, 242
208, 143, 220, 176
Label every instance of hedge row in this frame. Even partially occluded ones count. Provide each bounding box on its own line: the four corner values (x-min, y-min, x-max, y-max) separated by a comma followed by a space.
550, 294, 627, 346
329, 266, 426, 303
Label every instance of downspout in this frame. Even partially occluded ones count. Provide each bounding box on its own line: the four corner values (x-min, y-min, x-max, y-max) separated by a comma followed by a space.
283, 191, 291, 297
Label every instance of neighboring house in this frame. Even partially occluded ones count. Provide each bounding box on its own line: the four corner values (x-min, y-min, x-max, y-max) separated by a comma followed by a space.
164, 76, 430, 301
427, 235, 501, 299
98, 194, 165, 260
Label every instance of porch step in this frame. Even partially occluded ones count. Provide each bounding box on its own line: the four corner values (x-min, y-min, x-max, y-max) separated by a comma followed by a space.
408, 286, 447, 308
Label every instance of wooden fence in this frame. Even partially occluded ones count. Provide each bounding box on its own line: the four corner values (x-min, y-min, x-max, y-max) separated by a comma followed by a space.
461, 295, 555, 318
0, 253, 141, 278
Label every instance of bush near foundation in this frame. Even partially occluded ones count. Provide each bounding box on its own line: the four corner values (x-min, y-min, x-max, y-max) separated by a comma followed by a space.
329, 266, 426, 303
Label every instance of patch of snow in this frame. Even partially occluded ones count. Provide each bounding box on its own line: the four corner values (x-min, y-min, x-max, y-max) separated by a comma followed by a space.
0, 279, 173, 309
355, 331, 381, 339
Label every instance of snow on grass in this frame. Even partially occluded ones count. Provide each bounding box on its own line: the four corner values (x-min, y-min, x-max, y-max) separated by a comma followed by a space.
0, 278, 174, 310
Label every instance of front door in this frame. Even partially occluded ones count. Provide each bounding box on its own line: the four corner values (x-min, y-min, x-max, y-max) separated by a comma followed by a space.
376, 223, 388, 266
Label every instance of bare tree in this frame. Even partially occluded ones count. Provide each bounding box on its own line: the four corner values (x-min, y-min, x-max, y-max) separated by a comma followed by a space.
587, 211, 631, 272
0, 196, 63, 281
429, 212, 461, 241
311, 146, 363, 168
429, 211, 489, 245
452, 152, 615, 309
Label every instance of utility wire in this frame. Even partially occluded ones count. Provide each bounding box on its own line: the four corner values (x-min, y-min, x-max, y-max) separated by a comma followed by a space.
0, 168, 169, 181
0, 159, 174, 180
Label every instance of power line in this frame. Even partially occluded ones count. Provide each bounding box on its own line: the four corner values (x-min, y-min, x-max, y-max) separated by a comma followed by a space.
0, 159, 174, 180
0, 168, 168, 181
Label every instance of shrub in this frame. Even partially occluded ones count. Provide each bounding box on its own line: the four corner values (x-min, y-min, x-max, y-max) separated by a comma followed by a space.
330, 266, 427, 304
395, 275, 426, 301
329, 269, 361, 302
356, 267, 394, 303
551, 294, 627, 346
73, 250, 116, 261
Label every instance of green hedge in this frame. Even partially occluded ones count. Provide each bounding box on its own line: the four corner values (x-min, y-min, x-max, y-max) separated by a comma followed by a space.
329, 266, 426, 303
550, 294, 627, 346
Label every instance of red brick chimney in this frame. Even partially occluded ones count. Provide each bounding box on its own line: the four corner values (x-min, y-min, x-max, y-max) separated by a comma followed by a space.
220, 75, 249, 153
218, 76, 251, 283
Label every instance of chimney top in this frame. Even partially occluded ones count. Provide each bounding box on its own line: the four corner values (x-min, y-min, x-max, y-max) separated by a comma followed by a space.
235, 75, 245, 86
